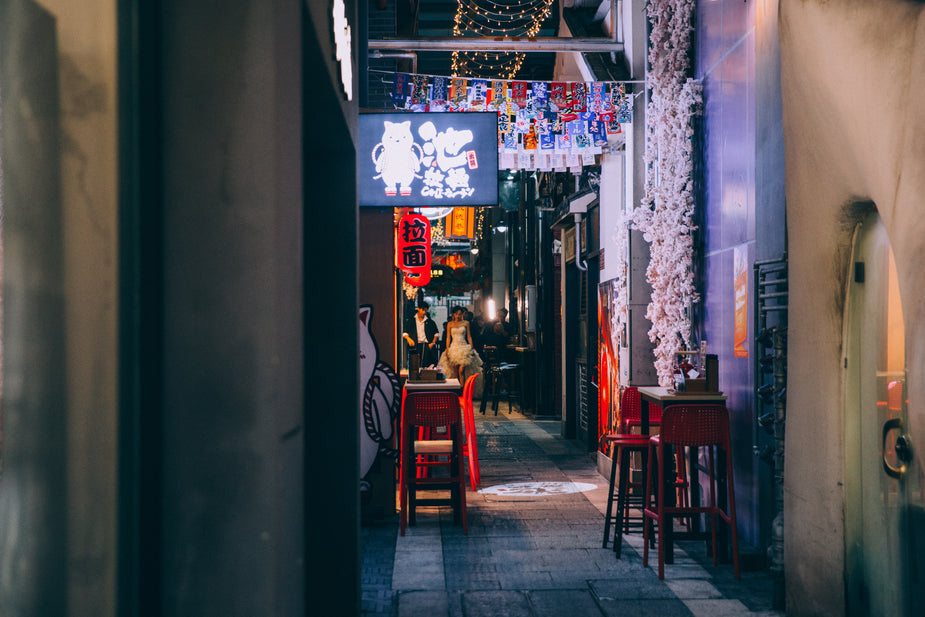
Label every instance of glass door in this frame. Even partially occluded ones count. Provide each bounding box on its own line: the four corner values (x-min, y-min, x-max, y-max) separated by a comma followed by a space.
845, 210, 923, 616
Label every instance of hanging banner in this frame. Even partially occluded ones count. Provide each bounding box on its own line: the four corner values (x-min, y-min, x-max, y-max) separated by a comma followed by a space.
391, 73, 410, 106
431, 76, 448, 107
571, 81, 587, 111
380, 73, 641, 170
448, 207, 475, 239
397, 212, 431, 286
734, 244, 749, 357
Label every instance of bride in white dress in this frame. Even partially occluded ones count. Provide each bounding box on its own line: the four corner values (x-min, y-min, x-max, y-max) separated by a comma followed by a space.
439, 306, 483, 389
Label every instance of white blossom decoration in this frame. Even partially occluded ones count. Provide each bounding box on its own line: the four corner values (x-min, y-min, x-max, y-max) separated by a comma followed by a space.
632, 0, 702, 386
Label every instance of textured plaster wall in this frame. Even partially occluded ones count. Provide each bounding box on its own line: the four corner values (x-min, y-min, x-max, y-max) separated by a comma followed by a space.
779, 0, 925, 614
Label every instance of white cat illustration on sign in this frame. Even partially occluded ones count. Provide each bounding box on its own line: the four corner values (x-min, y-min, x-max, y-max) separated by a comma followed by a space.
371, 121, 423, 196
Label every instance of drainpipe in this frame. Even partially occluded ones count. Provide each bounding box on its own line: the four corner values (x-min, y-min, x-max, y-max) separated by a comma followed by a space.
574, 213, 588, 271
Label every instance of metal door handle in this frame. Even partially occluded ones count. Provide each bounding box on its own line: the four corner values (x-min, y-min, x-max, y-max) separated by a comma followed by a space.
882, 417, 913, 479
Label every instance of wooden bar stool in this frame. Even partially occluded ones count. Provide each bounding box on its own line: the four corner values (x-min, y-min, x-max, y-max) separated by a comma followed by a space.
642, 404, 740, 579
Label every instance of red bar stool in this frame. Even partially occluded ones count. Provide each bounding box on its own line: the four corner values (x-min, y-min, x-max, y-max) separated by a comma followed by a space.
622, 388, 690, 530
400, 391, 469, 535
642, 404, 740, 579
601, 433, 652, 557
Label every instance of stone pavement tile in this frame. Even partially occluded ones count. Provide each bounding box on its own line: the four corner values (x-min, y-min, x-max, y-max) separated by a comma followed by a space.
523, 517, 579, 534
485, 535, 537, 550
682, 598, 752, 617
489, 548, 550, 572
497, 570, 556, 590
479, 499, 564, 510
655, 564, 712, 580
588, 549, 646, 572
470, 517, 531, 534
705, 569, 781, 613
528, 589, 606, 617
598, 599, 695, 617
530, 533, 590, 549
548, 570, 613, 588
397, 590, 449, 617
590, 576, 678, 601
535, 548, 598, 569
393, 537, 445, 591
461, 590, 533, 617
445, 572, 503, 591
506, 508, 569, 520
441, 535, 491, 551
442, 554, 498, 570
361, 587, 394, 617
665, 579, 724, 599
568, 522, 609, 540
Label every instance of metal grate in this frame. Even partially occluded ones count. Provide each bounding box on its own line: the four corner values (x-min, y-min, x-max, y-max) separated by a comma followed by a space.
577, 360, 589, 432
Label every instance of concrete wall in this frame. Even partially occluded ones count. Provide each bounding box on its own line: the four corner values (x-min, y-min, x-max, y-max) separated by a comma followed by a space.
1, 0, 361, 614
779, 1, 925, 613
0, 0, 119, 615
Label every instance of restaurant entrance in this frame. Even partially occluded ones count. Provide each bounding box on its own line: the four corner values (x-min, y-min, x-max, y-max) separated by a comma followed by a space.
844, 210, 923, 616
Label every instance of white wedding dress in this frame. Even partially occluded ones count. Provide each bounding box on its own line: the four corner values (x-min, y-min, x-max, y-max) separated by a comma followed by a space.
439, 323, 483, 396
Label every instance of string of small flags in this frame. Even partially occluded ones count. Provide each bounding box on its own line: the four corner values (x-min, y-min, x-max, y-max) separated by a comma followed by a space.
373, 70, 641, 171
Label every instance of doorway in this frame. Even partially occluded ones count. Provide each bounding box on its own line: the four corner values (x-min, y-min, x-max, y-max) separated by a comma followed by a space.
844, 209, 923, 616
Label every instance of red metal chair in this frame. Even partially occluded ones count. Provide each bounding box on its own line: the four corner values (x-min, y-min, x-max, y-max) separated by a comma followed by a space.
459, 373, 481, 490
400, 391, 468, 535
642, 404, 740, 579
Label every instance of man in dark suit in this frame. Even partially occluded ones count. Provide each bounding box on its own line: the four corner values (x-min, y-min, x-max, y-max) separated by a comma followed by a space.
402, 302, 440, 368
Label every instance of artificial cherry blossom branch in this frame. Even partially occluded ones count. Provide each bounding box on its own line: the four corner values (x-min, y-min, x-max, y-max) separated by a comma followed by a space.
632, 0, 702, 386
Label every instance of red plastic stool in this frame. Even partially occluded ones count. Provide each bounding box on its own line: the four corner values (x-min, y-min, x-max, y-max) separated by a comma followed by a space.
642, 404, 740, 579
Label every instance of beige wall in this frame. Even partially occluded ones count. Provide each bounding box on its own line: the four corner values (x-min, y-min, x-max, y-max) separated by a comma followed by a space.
780, 0, 925, 614
37, 1, 118, 614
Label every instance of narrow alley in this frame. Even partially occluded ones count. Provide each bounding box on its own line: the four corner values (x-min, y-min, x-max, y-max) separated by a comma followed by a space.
362, 405, 783, 617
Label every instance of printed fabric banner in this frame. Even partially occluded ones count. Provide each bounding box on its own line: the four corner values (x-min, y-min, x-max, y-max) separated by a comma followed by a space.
382, 73, 640, 170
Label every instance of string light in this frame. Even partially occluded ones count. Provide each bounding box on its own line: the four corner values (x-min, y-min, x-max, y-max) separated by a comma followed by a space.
451, 0, 555, 80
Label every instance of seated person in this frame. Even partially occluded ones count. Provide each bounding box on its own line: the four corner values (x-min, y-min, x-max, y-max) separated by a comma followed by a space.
480, 321, 508, 361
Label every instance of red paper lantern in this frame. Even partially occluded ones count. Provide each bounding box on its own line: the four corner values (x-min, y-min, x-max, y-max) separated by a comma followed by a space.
397, 212, 431, 286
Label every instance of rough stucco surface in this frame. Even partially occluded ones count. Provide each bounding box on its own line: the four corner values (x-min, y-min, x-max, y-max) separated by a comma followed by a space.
780, 1, 925, 614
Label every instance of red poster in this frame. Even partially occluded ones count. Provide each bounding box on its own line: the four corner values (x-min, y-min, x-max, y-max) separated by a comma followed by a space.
511, 81, 528, 107
734, 245, 748, 357
551, 82, 566, 109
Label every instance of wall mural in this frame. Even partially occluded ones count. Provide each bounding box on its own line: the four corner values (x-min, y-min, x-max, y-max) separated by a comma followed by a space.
598, 281, 620, 452
359, 305, 401, 483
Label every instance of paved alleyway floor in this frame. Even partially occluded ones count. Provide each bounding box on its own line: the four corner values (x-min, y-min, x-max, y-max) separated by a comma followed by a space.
362, 404, 784, 617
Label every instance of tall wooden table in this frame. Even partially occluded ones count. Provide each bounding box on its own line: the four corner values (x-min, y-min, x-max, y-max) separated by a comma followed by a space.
637, 386, 729, 564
